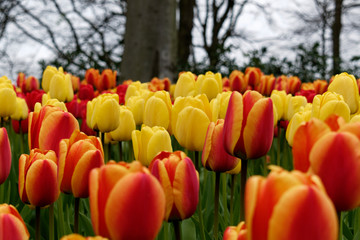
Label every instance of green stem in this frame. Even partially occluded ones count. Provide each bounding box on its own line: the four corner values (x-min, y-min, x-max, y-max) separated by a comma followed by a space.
263, 156, 267, 176
173, 220, 182, 240
277, 126, 281, 166
19, 120, 24, 154
230, 174, 236, 225
35, 206, 41, 240
163, 221, 169, 240
49, 204, 54, 240
119, 141, 122, 162
196, 151, 205, 240
74, 197, 80, 233
240, 158, 248, 222
194, 151, 200, 171
221, 173, 227, 225
338, 211, 342, 240
214, 172, 220, 240
57, 195, 65, 238
100, 132, 108, 163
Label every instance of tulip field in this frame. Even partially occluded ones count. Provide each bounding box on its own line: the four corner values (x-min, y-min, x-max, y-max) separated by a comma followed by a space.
1, 67, 360, 240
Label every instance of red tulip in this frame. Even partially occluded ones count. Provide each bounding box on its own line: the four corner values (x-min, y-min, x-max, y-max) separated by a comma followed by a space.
0, 204, 30, 240
85, 68, 100, 87
116, 84, 128, 105
89, 161, 165, 239
28, 105, 79, 154
149, 151, 199, 221
58, 130, 104, 198
0, 128, 11, 185
202, 119, 240, 172
78, 84, 95, 100
229, 70, 247, 93
19, 149, 59, 207
21, 76, 39, 93
223, 90, 274, 159
25, 89, 45, 112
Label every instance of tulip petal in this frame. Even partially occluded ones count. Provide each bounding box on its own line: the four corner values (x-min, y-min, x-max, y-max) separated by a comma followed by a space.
0, 128, 11, 184
0, 214, 29, 240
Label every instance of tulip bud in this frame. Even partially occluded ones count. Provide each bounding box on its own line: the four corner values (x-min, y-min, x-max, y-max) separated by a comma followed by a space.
195, 71, 222, 101
223, 222, 247, 240
143, 91, 172, 131
0, 204, 30, 239
174, 72, 196, 98
10, 97, 28, 121
49, 72, 74, 102
0, 84, 17, 118
0, 128, 11, 185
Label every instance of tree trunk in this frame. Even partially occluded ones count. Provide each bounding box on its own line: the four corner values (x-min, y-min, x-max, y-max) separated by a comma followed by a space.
120, 0, 177, 82
331, 0, 343, 75
177, 0, 195, 72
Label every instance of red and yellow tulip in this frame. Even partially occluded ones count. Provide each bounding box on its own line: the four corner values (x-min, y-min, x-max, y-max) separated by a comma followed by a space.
0, 204, 30, 240
95, 69, 116, 92
223, 222, 247, 240
0, 128, 11, 185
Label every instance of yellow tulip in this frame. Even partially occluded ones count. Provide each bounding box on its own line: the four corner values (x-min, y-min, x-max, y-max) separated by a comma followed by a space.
209, 91, 232, 121
270, 90, 287, 122
328, 72, 360, 114
0, 84, 17, 118
195, 71, 222, 101
126, 96, 145, 126
284, 95, 307, 121
49, 72, 74, 102
143, 91, 172, 131
87, 93, 120, 132
174, 72, 196, 98
286, 108, 312, 146
106, 106, 136, 142
41, 93, 68, 111
132, 125, 172, 166
10, 97, 28, 121
311, 92, 350, 122
42, 66, 59, 92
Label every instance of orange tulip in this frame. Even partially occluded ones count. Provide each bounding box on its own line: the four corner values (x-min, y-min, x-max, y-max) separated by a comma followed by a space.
255, 74, 275, 96
229, 70, 247, 93
223, 222, 247, 240
28, 105, 79, 154
223, 90, 274, 159
149, 151, 199, 221
244, 67, 262, 89
21, 76, 39, 93
58, 130, 104, 198
18, 149, 59, 207
313, 79, 328, 94
89, 161, 165, 239
16, 72, 26, 89
95, 69, 116, 92
287, 76, 301, 95
309, 131, 360, 211
202, 119, 240, 172
0, 204, 30, 240
246, 166, 338, 240
85, 68, 100, 87
0, 128, 11, 185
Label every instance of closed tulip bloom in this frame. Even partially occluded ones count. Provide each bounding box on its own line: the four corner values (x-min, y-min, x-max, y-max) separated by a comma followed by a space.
202, 120, 240, 172
311, 91, 350, 121
40, 94, 68, 111
0, 83, 17, 118
313, 79, 328, 94
0, 128, 11, 185
10, 97, 28, 121
292, 118, 330, 172
309, 131, 360, 211
42, 66, 58, 92
210, 91, 232, 121
78, 84, 95, 100
287, 76, 301, 95
143, 91, 172, 131
125, 95, 145, 126
284, 95, 307, 121
96, 69, 117, 92
0, 204, 30, 240
149, 151, 199, 221
25, 89, 45, 112
21, 76, 39, 93
87, 93, 120, 132
60, 234, 107, 240
328, 72, 359, 114
19, 149, 59, 207
255, 74, 276, 96
28, 105, 79, 154
195, 71, 222, 101
106, 106, 136, 142
223, 222, 247, 240
270, 90, 287, 122
246, 166, 338, 240
49, 71, 74, 102
17, 72, 26, 88
85, 68, 100, 87
244, 67, 262, 89
285, 107, 312, 146
229, 70, 247, 93
58, 130, 104, 198
132, 125, 172, 166
174, 71, 196, 98
89, 161, 165, 240
224, 91, 274, 159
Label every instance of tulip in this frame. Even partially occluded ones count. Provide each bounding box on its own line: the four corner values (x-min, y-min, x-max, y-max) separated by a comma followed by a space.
25, 89, 45, 112
89, 161, 165, 239
244, 67, 262, 89
143, 91, 172, 131
328, 72, 359, 114
255, 74, 276, 96
274, 75, 289, 93
202, 119, 240, 172
60, 234, 107, 240
49, 71, 74, 102
42, 66, 58, 92
313, 79, 328, 94
295, 89, 316, 103
0, 82, 17, 118
309, 131, 360, 211
270, 90, 287, 123
95, 69, 117, 92
40, 94, 68, 111
58, 130, 104, 198
126, 96, 145, 126
0, 204, 30, 240
0, 128, 11, 185
283, 95, 307, 121
287, 76, 301, 95
229, 70, 247, 93
224, 90, 274, 160
28, 105, 79, 154
311, 91, 350, 122
85, 68, 100, 87
209, 91, 231, 121
21, 76, 39, 93
132, 125, 172, 166
17, 72, 26, 88
70, 74, 80, 92
86, 93, 120, 133
148, 77, 171, 92
78, 84, 95, 100
149, 151, 199, 221
106, 106, 136, 142
19, 149, 59, 207
223, 222, 247, 240
116, 84, 128, 105
195, 71, 222, 101
292, 118, 330, 172
12, 118, 28, 134
285, 107, 312, 146
246, 166, 338, 240
11, 97, 28, 121
174, 71, 196, 98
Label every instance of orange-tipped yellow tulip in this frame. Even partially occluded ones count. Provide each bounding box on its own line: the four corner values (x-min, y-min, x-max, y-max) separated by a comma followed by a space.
95, 69, 116, 92
223, 90, 274, 159
223, 222, 247, 240
0, 204, 30, 240
89, 161, 165, 240
28, 105, 79, 154
202, 119, 240, 172
132, 125, 172, 166
149, 151, 199, 221
245, 166, 338, 240
58, 130, 104, 198
18, 149, 59, 207
0, 128, 11, 185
